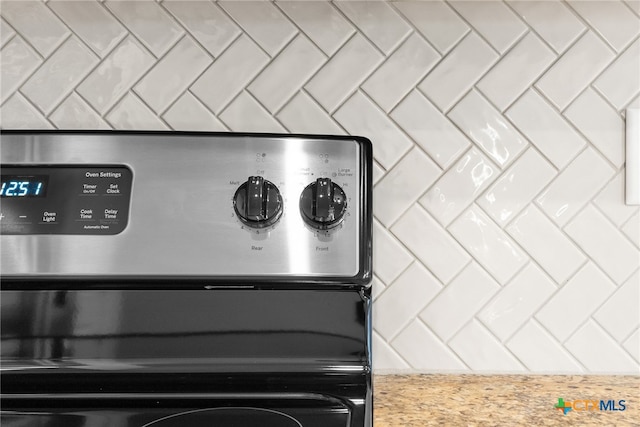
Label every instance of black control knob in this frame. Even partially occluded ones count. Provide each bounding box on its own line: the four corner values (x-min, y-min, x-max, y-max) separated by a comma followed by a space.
299, 178, 347, 230
234, 176, 283, 228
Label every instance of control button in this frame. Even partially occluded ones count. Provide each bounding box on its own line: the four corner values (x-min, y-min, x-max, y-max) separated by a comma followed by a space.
106, 183, 121, 194
299, 178, 347, 230
42, 211, 57, 223
104, 208, 118, 220
82, 183, 97, 194
233, 176, 283, 228
79, 209, 94, 220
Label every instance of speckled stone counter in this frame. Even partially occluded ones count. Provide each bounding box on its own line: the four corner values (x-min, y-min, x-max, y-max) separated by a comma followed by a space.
374, 375, 640, 426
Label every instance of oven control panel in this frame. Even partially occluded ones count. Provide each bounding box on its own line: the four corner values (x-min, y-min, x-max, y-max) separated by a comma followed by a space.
0, 132, 371, 279
1, 166, 132, 235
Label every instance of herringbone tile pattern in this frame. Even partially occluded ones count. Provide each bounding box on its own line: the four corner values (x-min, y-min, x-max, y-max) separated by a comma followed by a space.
1, 0, 639, 373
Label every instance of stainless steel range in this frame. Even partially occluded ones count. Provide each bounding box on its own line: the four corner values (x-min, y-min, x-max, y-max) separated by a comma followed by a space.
0, 131, 373, 427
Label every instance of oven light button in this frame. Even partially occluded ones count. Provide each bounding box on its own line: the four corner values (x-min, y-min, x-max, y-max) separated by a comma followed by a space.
300, 178, 347, 230
233, 176, 283, 228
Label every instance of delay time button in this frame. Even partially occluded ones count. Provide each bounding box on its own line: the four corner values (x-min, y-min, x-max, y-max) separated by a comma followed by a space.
104, 208, 118, 220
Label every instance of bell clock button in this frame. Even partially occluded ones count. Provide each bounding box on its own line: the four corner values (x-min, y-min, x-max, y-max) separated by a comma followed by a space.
233, 176, 283, 228
299, 178, 347, 230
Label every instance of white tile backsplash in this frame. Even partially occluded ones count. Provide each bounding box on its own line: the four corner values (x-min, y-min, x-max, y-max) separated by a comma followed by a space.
420, 148, 497, 226
448, 205, 528, 284
420, 262, 499, 341
536, 263, 616, 342
535, 31, 615, 111
2, 0, 638, 375
448, 89, 528, 168
219, 1, 296, 57
21, 36, 98, 114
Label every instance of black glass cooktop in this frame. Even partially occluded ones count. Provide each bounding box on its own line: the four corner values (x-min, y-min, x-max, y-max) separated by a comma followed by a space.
2, 402, 350, 427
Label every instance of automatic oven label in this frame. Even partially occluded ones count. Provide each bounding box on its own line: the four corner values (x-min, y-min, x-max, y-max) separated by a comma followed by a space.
0, 165, 132, 235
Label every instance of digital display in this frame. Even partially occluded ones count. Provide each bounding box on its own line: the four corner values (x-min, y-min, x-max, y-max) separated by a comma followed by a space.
1, 175, 48, 197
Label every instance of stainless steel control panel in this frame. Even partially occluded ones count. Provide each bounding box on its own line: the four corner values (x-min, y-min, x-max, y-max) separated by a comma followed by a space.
0, 132, 369, 279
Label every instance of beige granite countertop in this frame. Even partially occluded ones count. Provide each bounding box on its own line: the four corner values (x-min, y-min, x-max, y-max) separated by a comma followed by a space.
374, 375, 640, 426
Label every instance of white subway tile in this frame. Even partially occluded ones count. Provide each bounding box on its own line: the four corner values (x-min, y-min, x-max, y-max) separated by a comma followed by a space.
477, 32, 555, 111
421, 263, 499, 341
371, 275, 385, 301
449, 0, 527, 54
420, 148, 497, 226
48, 0, 126, 57
134, 36, 211, 113
335, 0, 411, 55
507, 320, 584, 372
219, 91, 285, 133
50, 93, 110, 129
479, 263, 556, 341
392, 320, 468, 371
372, 331, 410, 372
0, 93, 53, 129
0, 0, 68, 57
568, 0, 639, 52
277, 0, 354, 57
622, 212, 640, 248
593, 172, 639, 227
394, 0, 469, 54
506, 89, 586, 169
333, 92, 413, 170
595, 271, 640, 342
372, 161, 385, 186
306, 34, 383, 113
391, 205, 470, 284
373, 220, 413, 286
390, 90, 470, 169
506, 205, 586, 284
565, 205, 639, 285
77, 36, 155, 115
507, 0, 585, 54
449, 205, 528, 284
535, 32, 615, 111
164, 0, 240, 57
162, 92, 227, 131
106, 0, 184, 57
363, 34, 440, 112
374, 262, 441, 340
248, 35, 325, 113
594, 39, 640, 111
373, 147, 440, 226
106, 93, 168, 130
191, 35, 269, 114
564, 88, 625, 167
276, 91, 344, 135
478, 148, 556, 226
220, 0, 296, 57
565, 320, 639, 373
21, 37, 98, 114
418, 32, 498, 112
0, 18, 16, 48
449, 319, 525, 372
0, 36, 41, 102
623, 329, 640, 363
536, 148, 615, 226
448, 90, 528, 169
536, 263, 616, 342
